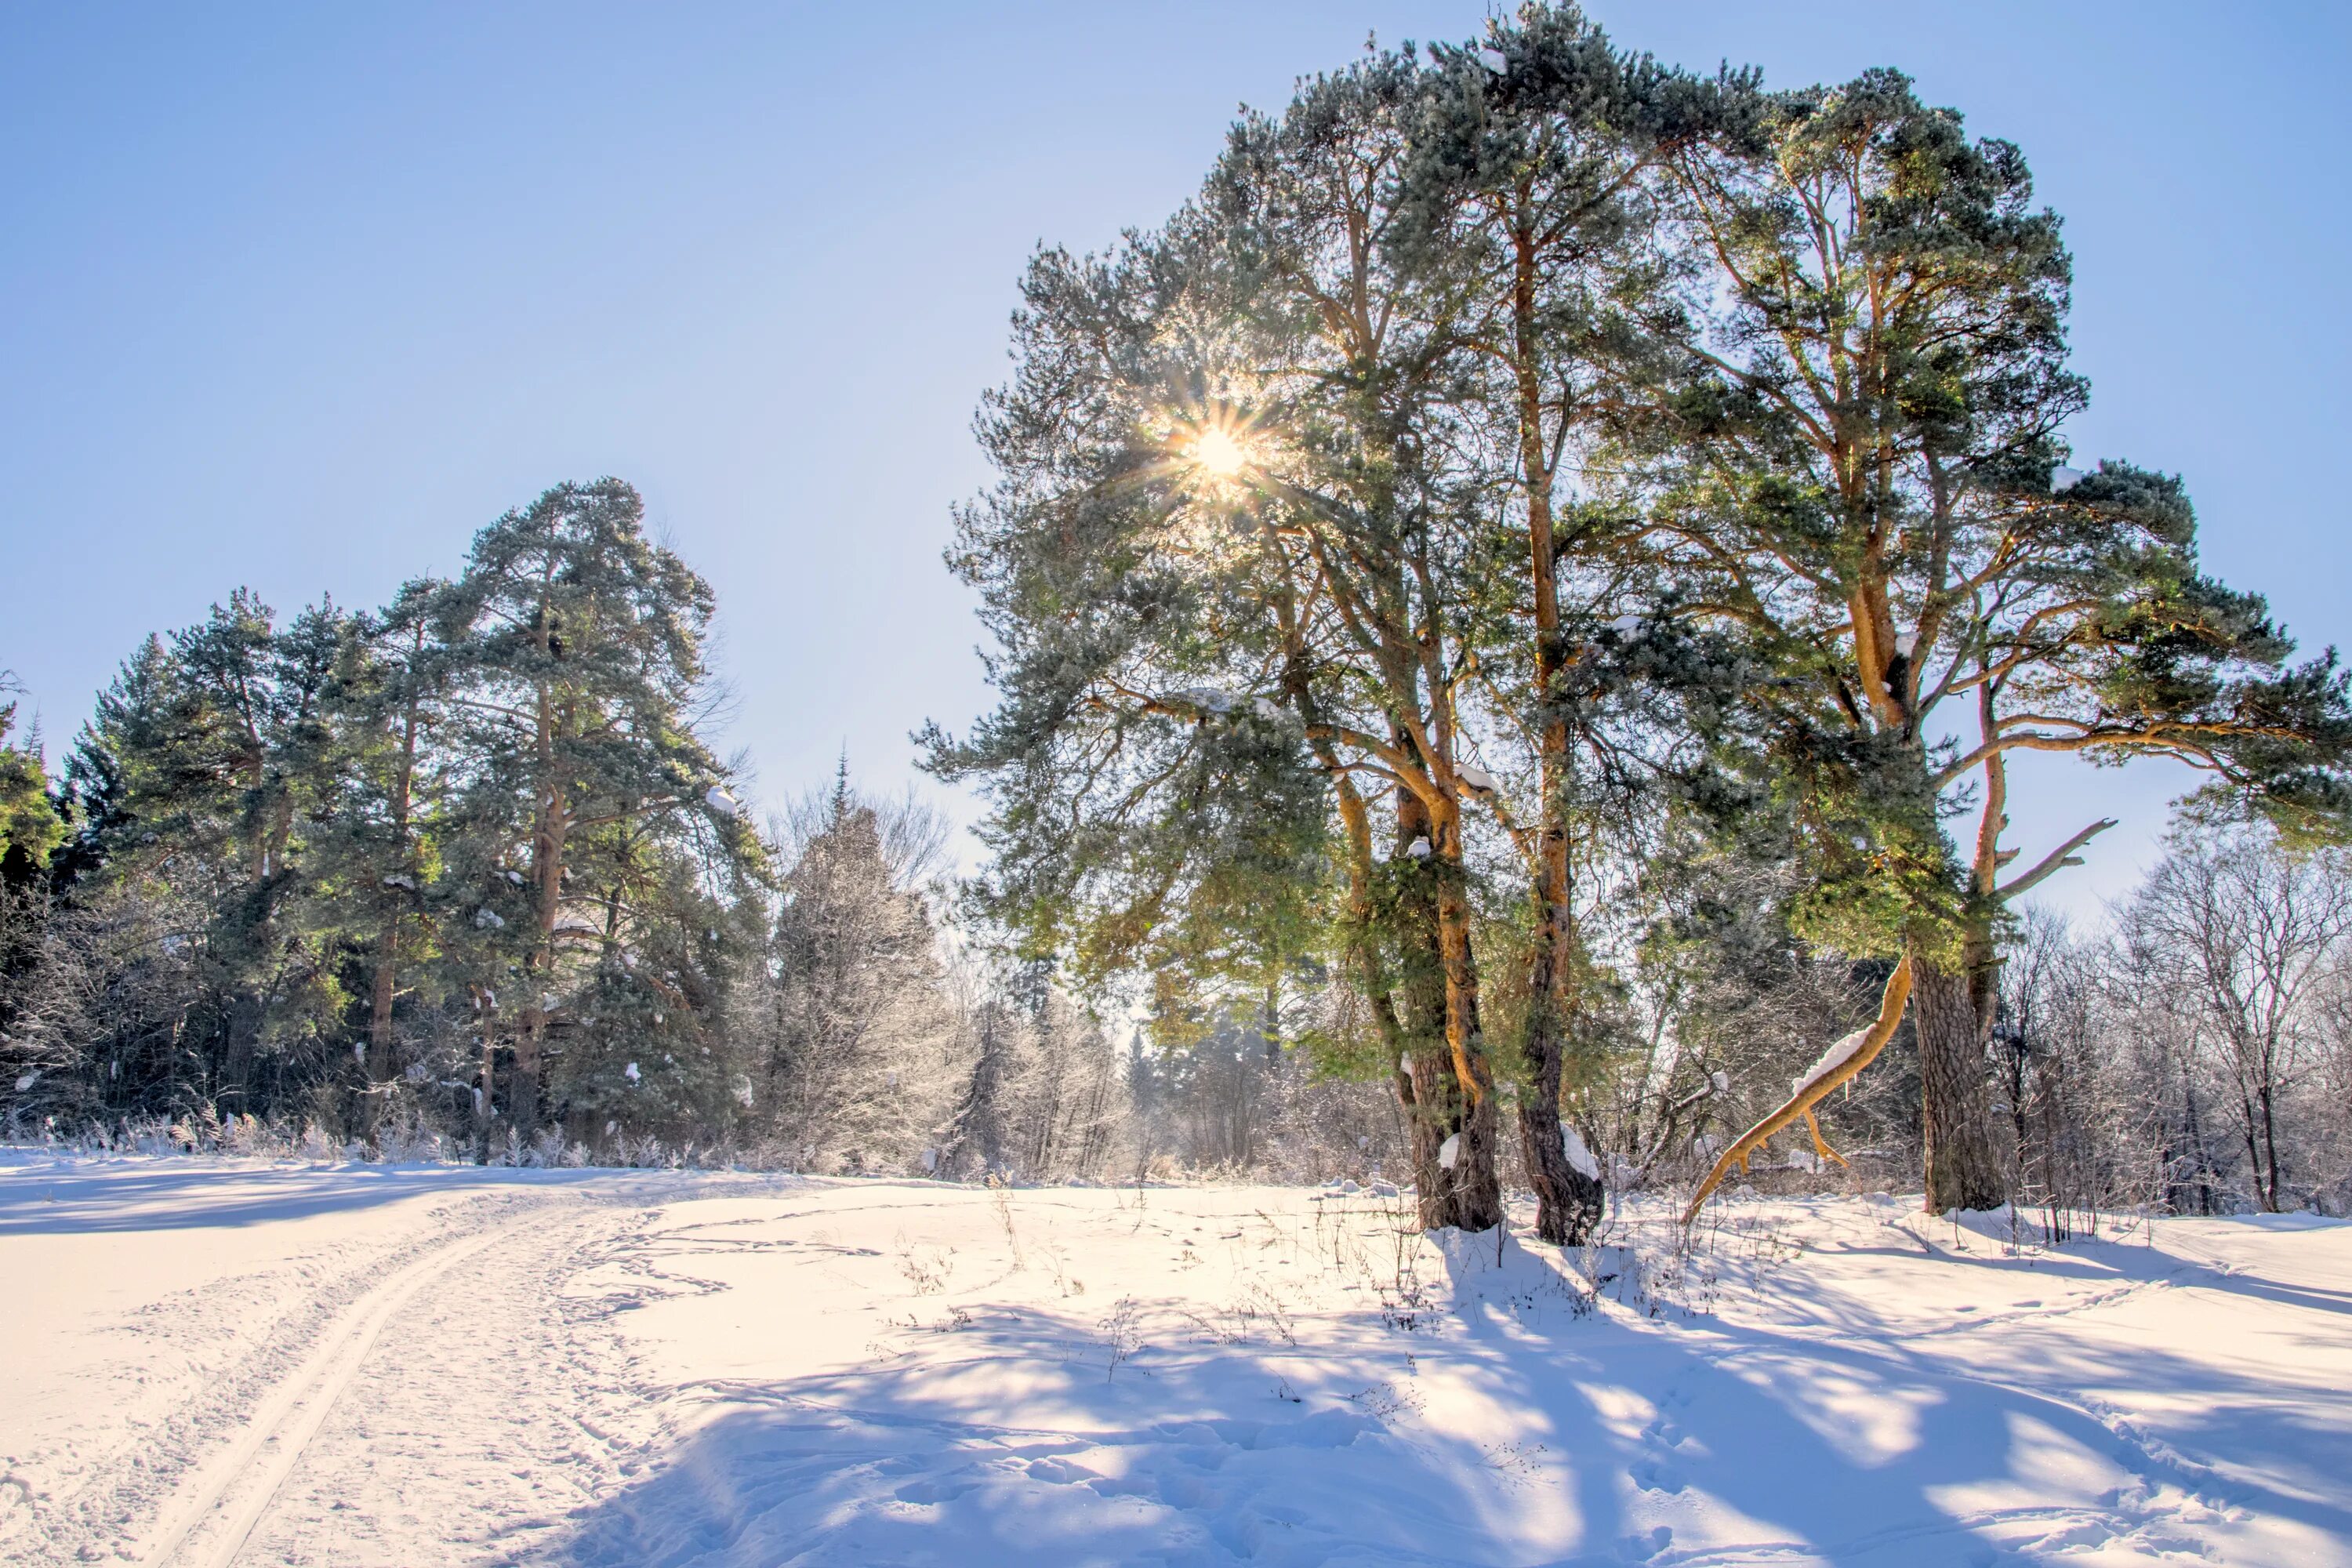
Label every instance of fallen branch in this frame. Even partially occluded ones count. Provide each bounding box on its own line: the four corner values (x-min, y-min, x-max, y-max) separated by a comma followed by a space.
1681, 955, 1914, 1225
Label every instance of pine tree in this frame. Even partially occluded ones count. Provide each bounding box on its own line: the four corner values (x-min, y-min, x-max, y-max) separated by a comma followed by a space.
931, 49, 1523, 1231
432, 479, 757, 1138
1632, 69, 2352, 1211
1396, 5, 1724, 1243
302, 581, 449, 1122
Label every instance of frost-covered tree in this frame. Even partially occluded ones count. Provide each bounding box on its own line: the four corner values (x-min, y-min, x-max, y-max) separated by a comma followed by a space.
739, 773, 956, 1171
2116, 826, 2352, 1212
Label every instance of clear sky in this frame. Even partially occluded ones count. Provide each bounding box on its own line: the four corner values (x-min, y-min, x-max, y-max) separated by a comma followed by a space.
5, 2, 2346, 924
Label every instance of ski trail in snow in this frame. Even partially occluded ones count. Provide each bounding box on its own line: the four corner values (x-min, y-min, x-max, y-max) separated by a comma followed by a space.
235, 1200, 671, 1566
135, 1203, 556, 1568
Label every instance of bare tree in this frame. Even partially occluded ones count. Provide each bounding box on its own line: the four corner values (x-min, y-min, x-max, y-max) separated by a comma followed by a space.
2120, 827, 2352, 1212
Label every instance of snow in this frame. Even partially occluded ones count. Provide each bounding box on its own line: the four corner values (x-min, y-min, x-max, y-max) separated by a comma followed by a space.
1438, 1133, 1461, 1169
2052, 464, 2086, 492
1606, 612, 1643, 635
4, 1158, 2349, 1566
1405, 836, 1432, 859
1178, 686, 1236, 714
473, 907, 504, 931
1457, 762, 1498, 794
623, 1061, 641, 1083
1791, 1025, 1874, 1099
1252, 695, 1285, 721
1560, 1123, 1601, 1181
704, 784, 740, 818
1477, 45, 1507, 73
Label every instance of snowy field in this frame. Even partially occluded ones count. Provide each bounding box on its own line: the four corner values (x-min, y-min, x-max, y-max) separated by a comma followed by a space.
2, 1157, 2347, 1567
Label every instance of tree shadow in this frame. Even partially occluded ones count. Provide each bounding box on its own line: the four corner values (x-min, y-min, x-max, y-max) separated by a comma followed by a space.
510, 1226, 2350, 1566
0, 1159, 647, 1232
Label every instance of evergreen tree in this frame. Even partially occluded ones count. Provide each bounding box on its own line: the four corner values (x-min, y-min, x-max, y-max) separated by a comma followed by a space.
432, 478, 757, 1138
307, 581, 448, 1110
1396, 5, 1729, 1243
1630, 69, 2352, 1210
0, 681, 61, 887
742, 771, 954, 1170
931, 49, 1519, 1231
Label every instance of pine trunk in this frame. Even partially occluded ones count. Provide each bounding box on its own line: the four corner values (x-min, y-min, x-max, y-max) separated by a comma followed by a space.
1910, 942, 2008, 1213
475, 1029, 498, 1161
1399, 893, 1460, 1229
1517, 1007, 1602, 1246
1506, 210, 1602, 1247
1429, 787, 1503, 1233
360, 924, 398, 1136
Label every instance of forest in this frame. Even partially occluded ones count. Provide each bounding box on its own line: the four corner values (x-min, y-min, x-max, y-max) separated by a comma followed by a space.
5, 5, 2350, 1242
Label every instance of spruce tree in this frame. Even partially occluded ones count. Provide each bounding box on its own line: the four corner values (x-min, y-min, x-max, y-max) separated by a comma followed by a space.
746, 771, 953, 1169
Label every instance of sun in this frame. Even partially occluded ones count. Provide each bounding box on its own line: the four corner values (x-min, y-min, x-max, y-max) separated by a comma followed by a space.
1189, 424, 1250, 478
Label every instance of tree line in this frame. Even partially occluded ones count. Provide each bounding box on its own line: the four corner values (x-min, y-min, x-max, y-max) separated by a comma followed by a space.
922, 3, 2352, 1238
0, 482, 1140, 1176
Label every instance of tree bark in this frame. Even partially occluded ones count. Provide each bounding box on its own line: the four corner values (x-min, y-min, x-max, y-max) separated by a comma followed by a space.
365, 650, 425, 1102
1504, 202, 1605, 1247
1396, 787, 1501, 1231
1910, 942, 2009, 1212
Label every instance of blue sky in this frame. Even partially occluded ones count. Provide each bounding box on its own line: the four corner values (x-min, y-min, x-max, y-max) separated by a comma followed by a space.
4, 2, 2345, 923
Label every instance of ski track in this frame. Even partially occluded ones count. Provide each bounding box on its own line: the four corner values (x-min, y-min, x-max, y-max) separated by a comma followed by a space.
220, 1201, 665, 1567
8, 1187, 554, 1566
4, 1169, 2346, 1566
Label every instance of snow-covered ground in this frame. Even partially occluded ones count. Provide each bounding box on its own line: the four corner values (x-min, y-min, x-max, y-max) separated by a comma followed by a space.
2, 1156, 2347, 1566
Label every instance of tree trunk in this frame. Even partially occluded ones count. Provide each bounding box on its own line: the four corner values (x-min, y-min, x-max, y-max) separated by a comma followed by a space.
360, 922, 398, 1137
1910, 942, 2008, 1212
1433, 862, 1503, 1233
475, 1033, 498, 1162
1504, 210, 1603, 1247
1396, 788, 1490, 1231
365, 657, 423, 1138
1517, 1012, 1602, 1246
2256, 1077, 2282, 1213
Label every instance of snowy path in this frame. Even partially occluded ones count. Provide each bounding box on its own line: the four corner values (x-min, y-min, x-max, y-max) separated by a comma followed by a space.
2, 1160, 2347, 1566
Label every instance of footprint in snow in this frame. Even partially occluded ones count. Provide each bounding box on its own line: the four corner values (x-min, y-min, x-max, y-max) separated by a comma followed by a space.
1631, 1458, 1686, 1494
1022, 1456, 1099, 1485
1617, 1523, 1675, 1560
891, 1474, 980, 1505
